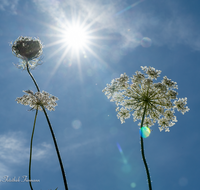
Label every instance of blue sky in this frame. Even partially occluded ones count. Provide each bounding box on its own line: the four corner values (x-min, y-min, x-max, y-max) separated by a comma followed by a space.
0, 0, 199, 189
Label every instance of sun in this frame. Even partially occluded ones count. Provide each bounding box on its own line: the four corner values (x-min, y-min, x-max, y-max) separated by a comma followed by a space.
44, 17, 107, 72
63, 23, 89, 50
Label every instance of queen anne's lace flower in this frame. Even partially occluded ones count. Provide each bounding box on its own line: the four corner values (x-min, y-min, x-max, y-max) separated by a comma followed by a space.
102, 66, 190, 132
141, 66, 161, 80
16, 90, 59, 111
11, 36, 43, 70
173, 98, 189, 115
117, 107, 131, 124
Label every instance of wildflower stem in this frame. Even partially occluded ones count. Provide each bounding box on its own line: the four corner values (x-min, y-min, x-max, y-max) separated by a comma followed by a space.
26, 61, 69, 190
26, 60, 40, 92
140, 104, 152, 190
29, 109, 38, 190
41, 105, 68, 190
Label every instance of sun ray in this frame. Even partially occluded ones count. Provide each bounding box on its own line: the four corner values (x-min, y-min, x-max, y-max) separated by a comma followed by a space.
49, 44, 71, 78
45, 42, 68, 61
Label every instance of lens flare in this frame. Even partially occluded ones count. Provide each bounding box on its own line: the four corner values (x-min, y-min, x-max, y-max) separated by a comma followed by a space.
115, 0, 144, 16
141, 37, 152, 48
117, 143, 128, 164
72, 120, 82, 129
139, 126, 151, 138
130, 182, 136, 188
117, 142, 123, 153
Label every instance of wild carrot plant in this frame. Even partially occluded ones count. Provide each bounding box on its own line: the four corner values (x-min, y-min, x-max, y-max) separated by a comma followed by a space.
102, 66, 190, 190
12, 36, 68, 190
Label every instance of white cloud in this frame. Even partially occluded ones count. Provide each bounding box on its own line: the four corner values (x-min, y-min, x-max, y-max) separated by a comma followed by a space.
0, 131, 52, 163
32, 0, 200, 52
0, 0, 19, 14
145, 2, 200, 51
0, 131, 52, 182
0, 163, 11, 178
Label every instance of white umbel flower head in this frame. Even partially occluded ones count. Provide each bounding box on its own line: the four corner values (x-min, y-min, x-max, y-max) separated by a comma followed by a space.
16, 90, 59, 111
102, 66, 190, 132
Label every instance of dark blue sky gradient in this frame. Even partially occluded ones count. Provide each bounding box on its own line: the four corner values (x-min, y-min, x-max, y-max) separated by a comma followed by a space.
0, 0, 199, 190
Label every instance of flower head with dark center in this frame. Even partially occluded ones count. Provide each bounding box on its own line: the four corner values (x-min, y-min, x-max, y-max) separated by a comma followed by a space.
11, 36, 43, 69
102, 66, 190, 132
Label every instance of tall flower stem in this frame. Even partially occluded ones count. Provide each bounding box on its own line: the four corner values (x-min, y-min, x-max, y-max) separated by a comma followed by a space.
41, 105, 68, 190
26, 61, 69, 190
29, 109, 38, 190
26, 60, 40, 92
140, 104, 152, 190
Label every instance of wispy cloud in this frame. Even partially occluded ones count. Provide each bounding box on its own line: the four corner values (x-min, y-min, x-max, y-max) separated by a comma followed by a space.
143, 1, 200, 51
0, 131, 52, 180
32, 0, 200, 51
0, 131, 52, 163
0, 0, 19, 14
0, 163, 11, 178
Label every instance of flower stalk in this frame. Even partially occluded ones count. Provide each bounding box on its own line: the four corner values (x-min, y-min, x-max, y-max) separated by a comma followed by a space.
26, 59, 40, 92
41, 104, 68, 190
25, 62, 69, 190
29, 109, 38, 190
140, 104, 152, 190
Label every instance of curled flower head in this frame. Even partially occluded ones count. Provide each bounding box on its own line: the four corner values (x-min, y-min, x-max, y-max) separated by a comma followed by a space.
16, 90, 59, 111
11, 36, 43, 69
102, 66, 190, 132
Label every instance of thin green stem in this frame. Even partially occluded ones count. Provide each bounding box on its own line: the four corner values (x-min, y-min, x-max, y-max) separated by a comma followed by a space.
26, 61, 69, 190
26, 60, 40, 92
29, 109, 38, 190
41, 105, 68, 190
140, 104, 152, 190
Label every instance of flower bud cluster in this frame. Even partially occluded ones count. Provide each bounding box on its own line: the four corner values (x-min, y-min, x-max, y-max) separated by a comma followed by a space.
102, 66, 190, 132
11, 36, 43, 70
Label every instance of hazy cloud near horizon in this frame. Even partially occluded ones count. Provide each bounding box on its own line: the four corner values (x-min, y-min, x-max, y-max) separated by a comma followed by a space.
0, 132, 52, 163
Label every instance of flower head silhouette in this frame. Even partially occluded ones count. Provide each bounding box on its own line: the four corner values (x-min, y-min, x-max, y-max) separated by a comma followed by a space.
11, 36, 43, 70
103, 66, 189, 132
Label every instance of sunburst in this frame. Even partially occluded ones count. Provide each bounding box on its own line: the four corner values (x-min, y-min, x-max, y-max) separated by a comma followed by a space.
45, 17, 104, 68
